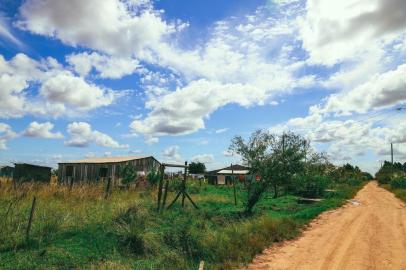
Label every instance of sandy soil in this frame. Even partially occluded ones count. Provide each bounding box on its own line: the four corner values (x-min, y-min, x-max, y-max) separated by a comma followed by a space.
245, 182, 406, 270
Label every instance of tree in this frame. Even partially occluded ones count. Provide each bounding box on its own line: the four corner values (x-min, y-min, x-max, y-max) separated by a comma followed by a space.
229, 130, 274, 213
229, 130, 306, 213
264, 132, 306, 198
188, 162, 206, 174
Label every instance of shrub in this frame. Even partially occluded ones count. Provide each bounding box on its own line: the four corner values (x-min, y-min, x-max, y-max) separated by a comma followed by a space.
391, 177, 406, 189
376, 172, 392, 184
347, 177, 362, 187
146, 170, 160, 187
119, 164, 137, 185
292, 175, 331, 198
114, 206, 156, 255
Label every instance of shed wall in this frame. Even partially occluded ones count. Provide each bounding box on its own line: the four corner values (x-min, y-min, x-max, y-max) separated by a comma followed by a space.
58, 157, 160, 184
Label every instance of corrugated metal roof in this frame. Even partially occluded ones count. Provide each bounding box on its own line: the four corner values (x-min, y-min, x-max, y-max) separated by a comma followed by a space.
60, 156, 150, 164
217, 169, 249, 174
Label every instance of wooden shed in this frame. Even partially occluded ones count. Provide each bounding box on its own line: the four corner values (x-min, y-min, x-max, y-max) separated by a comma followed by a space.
58, 156, 161, 185
205, 164, 250, 185
13, 163, 51, 183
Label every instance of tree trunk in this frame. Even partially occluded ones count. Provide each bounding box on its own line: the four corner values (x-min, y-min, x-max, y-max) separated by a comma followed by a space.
273, 184, 278, 198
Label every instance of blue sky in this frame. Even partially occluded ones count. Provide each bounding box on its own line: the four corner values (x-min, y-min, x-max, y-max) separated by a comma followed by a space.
0, 0, 406, 173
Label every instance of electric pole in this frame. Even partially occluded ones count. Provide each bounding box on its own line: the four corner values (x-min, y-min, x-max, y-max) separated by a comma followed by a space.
391, 142, 394, 165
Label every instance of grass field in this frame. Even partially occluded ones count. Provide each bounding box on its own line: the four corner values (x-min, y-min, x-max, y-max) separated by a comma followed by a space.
0, 178, 365, 270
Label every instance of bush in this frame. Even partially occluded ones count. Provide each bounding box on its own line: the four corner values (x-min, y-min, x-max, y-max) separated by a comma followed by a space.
146, 171, 160, 187
292, 175, 331, 198
347, 177, 362, 187
376, 172, 392, 184
391, 177, 406, 189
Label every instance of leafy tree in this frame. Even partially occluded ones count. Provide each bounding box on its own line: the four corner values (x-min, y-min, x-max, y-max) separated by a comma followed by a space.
229, 130, 306, 213
265, 132, 306, 198
188, 162, 206, 174
229, 130, 274, 213
120, 163, 137, 185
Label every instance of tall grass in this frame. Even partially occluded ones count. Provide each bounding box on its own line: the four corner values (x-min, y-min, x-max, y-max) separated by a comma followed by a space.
0, 180, 364, 269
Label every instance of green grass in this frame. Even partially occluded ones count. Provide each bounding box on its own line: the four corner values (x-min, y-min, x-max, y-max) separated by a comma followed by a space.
0, 180, 365, 270
382, 184, 406, 202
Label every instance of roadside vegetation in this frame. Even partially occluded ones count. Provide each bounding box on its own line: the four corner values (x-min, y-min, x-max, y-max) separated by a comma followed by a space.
0, 130, 372, 269
376, 161, 406, 202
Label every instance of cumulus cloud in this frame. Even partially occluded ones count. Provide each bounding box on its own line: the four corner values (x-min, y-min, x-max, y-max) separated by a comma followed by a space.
0, 53, 117, 118
299, 0, 406, 65
66, 52, 140, 79
23, 121, 63, 139
40, 71, 115, 111
17, 0, 177, 57
322, 64, 406, 115
65, 122, 128, 148
130, 6, 316, 138
162, 145, 181, 161
0, 123, 17, 150
191, 154, 214, 164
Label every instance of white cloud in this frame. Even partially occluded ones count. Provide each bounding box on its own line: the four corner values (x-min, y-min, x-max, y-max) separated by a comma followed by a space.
0, 14, 24, 48
66, 52, 140, 79
299, 0, 406, 66
321, 64, 406, 115
162, 145, 181, 161
215, 128, 229, 134
191, 154, 214, 164
130, 6, 315, 138
40, 71, 115, 111
17, 0, 177, 57
144, 136, 159, 145
0, 123, 17, 150
0, 53, 117, 118
23, 121, 63, 139
65, 122, 128, 148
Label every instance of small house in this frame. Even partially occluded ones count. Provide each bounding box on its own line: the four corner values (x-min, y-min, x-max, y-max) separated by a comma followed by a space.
13, 163, 52, 183
58, 156, 161, 185
205, 164, 250, 185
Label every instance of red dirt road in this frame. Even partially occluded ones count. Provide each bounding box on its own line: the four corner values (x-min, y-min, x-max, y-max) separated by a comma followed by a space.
245, 182, 406, 270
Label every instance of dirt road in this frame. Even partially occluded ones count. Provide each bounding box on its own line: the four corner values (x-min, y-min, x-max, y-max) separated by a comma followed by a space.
246, 182, 406, 270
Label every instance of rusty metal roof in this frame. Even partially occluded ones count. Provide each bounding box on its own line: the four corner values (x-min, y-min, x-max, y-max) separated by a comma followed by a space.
59, 156, 151, 164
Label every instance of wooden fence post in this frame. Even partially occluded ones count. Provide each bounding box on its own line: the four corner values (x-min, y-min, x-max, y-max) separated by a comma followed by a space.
233, 179, 237, 206
198, 261, 205, 270
181, 161, 187, 207
26, 196, 37, 242
157, 165, 165, 212
161, 179, 169, 211
105, 177, 111, 199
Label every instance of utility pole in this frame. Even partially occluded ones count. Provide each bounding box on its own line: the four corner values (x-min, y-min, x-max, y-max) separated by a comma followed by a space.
391, 142, 394, 165
282, 133, 285, 154
303, 140, 307, 163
